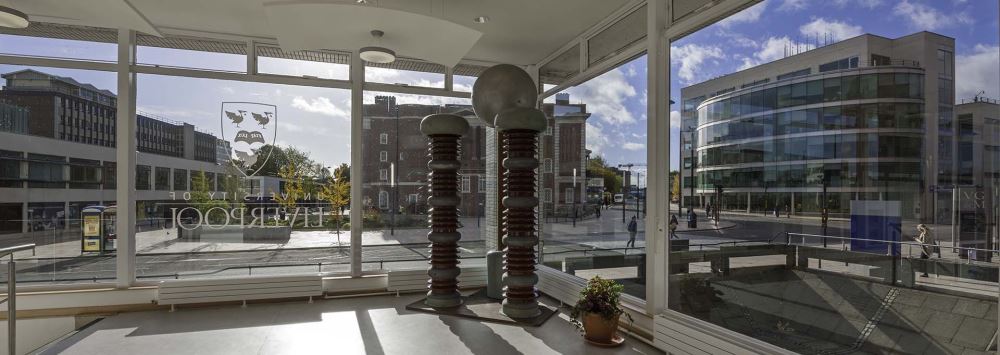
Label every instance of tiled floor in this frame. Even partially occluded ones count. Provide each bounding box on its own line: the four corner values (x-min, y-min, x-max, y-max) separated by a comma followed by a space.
40, 294, 663, 355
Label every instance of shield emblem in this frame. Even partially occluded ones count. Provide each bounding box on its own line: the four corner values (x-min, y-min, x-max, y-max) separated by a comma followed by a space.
220, 102, 277, 177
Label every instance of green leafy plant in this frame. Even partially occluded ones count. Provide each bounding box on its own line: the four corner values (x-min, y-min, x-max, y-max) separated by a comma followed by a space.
569, 276, 633, 330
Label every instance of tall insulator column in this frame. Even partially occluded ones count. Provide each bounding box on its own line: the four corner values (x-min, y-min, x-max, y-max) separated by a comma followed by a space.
419, 113, 469, 308
495, 107, 547, 318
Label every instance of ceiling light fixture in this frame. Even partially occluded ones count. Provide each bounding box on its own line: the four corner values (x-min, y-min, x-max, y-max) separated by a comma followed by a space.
0, 6, 28, 28
473, 16, 489, 24
360, 30, 396, 64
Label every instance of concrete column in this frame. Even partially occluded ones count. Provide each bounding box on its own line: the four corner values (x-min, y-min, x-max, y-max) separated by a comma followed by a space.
747, 192, 751, 214
63, 201, 70, 231
645, 0, 670, 314
20, 203, 27, 234
115, 29, 137, 288
420, 114, 468, 308
496, 107, 546, 319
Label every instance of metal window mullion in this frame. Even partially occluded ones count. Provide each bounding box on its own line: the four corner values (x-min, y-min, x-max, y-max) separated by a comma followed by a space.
115, 29, 137, 288
645, 0, 669, 315
349, 51, 364, 277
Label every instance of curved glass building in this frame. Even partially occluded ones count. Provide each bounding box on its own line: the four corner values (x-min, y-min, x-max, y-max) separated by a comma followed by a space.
681, 32, 956, 220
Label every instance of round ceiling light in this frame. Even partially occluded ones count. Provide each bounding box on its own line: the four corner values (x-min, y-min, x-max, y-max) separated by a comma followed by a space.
360, 30, 395, 64
0, 6, 29, 28
360, 46, 396, 64
473, 16, 490, 24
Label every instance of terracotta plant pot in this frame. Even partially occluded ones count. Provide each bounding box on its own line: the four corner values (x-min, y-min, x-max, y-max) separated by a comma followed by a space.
581, 312, 620, 343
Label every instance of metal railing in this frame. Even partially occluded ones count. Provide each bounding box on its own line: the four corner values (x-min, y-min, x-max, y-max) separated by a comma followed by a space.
1, 243, 36, 355
784, 232, 1000, 261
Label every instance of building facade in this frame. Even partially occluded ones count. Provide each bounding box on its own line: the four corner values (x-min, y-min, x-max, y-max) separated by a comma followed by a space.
0, 70, 230, 237
360, 93, 590, 219
680, 32, 956, 220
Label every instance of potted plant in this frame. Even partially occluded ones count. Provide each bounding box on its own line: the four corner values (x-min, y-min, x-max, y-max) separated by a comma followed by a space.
570, 276, 633, 346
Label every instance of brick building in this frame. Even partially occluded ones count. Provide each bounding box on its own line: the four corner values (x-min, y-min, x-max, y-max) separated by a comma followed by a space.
361, 93, 590, 218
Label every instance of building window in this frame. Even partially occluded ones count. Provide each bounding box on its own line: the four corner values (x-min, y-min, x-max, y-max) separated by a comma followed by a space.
363, 119, 371, 129
380, 151, 388, 162
173, 169, 187, 191
135, 165, 151, 191
565, 188, 574, 204
378, 191, 389, 209
461, 175, 471, 193
379, 133, 388, 144
478, 176, 486, 192
937, 49, 953, 77
379, 169, 388, 181
543, 188, 553, 203
155, 167, 171, 191
543, 158, 553, 173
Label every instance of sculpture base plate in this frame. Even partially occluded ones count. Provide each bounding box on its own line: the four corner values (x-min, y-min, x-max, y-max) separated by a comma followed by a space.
406, 289, 556, 327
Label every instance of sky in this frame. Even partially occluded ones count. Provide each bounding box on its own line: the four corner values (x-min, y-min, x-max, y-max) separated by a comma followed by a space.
0, 0, 997, 178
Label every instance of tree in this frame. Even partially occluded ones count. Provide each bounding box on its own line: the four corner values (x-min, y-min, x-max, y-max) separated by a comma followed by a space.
321, 165, 351, 235
670, 170, 681, 203
273, 161, 305, 214
587, 155, 623, 195
190, 171, 230, 224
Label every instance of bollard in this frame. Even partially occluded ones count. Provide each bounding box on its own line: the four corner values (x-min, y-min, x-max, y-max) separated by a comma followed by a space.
486, 250, 504, 299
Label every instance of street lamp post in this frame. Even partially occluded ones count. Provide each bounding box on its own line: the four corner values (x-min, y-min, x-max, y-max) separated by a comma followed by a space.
390, 162, 395, 236
636, 171, 643, 220
572, 168, 577, 228
618, 164, 633, 224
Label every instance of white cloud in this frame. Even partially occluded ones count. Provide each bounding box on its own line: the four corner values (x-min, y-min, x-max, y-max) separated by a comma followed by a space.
799, 18, 863, 42
956, 44, 1000, 100
893, 0, 973, 30
777, 0, 808, 12
670, 110, 681, 130
740, 36, 816, 69
291, 96, 349, 119
832, 0, 882, 8
622, 142, 645, 151
717, 1, 767, 27
670, 44, 725, 84
564, 68, 638, 125
586, 122, 610, 155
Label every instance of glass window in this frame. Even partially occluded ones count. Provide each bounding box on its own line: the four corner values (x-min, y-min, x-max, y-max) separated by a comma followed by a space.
823, 77, 842, 102
136, 165, 151, 190
877, 73, 895, 98
806, 79, 823, 104
859, 74, 877, 99
842, 75, 861, 100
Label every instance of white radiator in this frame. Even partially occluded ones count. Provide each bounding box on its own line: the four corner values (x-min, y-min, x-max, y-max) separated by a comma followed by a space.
386, 267, 486, 295
158, 274, 323, 309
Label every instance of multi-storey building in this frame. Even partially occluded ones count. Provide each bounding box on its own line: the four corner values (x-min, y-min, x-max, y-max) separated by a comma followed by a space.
0, 71, 230, 237
361, 93, 590, 219
0, 69, 221, 163
680, 32, 956, 220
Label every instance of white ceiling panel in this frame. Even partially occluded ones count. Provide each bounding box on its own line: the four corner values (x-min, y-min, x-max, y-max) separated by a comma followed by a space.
10, 0, 161, 36
263, 3, 481, 68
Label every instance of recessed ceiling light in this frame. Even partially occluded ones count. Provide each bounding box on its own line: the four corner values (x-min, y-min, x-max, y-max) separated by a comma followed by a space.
473, 16, 490, 24
0, 6, 29, 29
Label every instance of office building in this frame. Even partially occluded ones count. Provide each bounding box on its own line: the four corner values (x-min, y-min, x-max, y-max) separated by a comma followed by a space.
680, 32, 955, 220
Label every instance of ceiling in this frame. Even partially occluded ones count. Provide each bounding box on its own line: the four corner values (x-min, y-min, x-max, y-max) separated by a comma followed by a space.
10, 0, 633, 67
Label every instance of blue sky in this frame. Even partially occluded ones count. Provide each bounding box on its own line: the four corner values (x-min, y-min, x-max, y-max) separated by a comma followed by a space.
555, 0, 999, 179
1, 0, 997, 177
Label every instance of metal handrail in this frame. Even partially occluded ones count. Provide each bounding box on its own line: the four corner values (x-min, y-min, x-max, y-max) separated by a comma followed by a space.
2, 243, 34, 355
785, 232, 1000, 255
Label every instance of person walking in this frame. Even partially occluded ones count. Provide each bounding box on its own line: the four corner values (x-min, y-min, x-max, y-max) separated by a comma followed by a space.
668, 214, 678, 239
595, 205, 601, 218
626, 216, 638, 248
913, 223, 935, 277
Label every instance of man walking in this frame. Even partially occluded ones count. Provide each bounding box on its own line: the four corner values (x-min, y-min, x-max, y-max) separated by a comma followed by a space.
913, 223, 935, 277
626, 216, 638, 248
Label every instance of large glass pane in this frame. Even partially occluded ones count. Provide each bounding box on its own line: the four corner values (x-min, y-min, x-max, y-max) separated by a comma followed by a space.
0, 65, 117, 285
670, 1, 998, 353
542, 55, 648, 299
360, 90, 483, 273
133, 74, 351, 280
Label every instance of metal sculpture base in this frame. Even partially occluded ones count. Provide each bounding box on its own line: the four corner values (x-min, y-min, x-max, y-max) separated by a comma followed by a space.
407, 289, 556, 327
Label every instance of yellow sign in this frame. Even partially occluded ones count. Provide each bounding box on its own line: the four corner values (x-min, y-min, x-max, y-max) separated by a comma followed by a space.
83, 215, 100, 237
